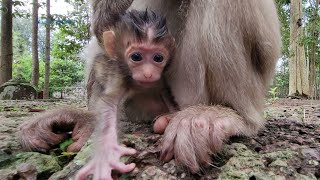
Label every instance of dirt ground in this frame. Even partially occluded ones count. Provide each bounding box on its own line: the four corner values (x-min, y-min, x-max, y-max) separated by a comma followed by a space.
242, 99, 320, 179
0, 98, 319, 179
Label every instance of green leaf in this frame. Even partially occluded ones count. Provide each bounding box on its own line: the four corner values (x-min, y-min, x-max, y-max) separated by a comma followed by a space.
59, 138, 74, 152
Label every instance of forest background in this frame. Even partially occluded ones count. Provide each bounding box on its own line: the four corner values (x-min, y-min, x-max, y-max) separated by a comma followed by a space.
0, 0, 319, 100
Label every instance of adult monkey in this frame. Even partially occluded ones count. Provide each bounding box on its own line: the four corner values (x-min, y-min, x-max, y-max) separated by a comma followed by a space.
20, 0, 281, 174
124, 0, 280, 172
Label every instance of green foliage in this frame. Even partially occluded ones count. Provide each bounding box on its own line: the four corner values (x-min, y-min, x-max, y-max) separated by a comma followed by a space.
274, 0, 290, 97
51, 0, 90, 60
12, 53, 32, 82
12, 53, 45, 86
276, 1, 290, 58
60, 151, 77, 156
12, 16, 46, 89
50, 58, 84, 93
45, 1, 90, 95
274, 59, 290, 97
269, 87, 279, 100
11, 0, 31, 18
13, 31, 27, 59
58, 138, 77, 157
51, 30, 86, 62
59, 138, 74, 152
11, 0, 90, 95
274, 0, 320, 98
300, 2, 320, 64
276, 0, 291, 5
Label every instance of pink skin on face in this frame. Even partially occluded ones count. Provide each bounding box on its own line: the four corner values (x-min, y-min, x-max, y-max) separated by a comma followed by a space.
125, 43, 170, 86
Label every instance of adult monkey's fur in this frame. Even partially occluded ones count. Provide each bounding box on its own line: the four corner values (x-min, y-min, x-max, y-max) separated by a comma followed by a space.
20, 0, 281, 173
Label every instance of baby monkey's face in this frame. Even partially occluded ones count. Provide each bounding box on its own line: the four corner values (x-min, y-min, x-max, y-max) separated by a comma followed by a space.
124, 41, 170, 87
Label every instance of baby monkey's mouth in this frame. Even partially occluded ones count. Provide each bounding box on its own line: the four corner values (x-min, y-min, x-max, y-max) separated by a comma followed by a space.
136, 81, 158, 88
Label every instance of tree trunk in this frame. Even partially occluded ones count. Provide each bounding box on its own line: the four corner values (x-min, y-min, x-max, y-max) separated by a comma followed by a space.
289, 0, 310, 97
31, 0, 39, 87
44, 0, 51, 99
309, 0, 319, 99
0, 0, 13, 85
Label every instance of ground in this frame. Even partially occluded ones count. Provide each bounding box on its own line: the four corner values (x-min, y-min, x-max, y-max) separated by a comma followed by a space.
0, 98, 319, 179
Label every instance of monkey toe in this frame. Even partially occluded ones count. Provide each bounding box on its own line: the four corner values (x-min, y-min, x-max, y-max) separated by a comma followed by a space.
161, 106, 245, 172
160, 147, 174, 162
76, 144, 136, 180
30, 139, 51, 152
153, 115, 171, 134
111, 162, 136, 173
38, 130, 67, 146
118, 146, 137, 156
73, 131, 92, 143
72, 124, 94, 141
161, 107, 229, 172
75, 162, 94, 180
66, 142, 83, 152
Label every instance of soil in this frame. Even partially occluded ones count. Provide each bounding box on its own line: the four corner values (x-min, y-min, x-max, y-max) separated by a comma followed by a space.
0, 98, 319, 179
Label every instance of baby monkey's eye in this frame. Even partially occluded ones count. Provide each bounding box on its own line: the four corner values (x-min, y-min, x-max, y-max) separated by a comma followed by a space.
153, 54, 164, 63
130, 53, 143, 62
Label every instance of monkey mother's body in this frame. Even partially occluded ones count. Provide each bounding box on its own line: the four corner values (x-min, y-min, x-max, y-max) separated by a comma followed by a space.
124, 0, 280, 171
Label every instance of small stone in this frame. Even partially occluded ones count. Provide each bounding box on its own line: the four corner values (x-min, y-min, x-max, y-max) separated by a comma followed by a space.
131, 167, 140, 176
301, 148, 320, 161
180, 173, 186, 179
269, 159, 288, 167
294, 137, 304, 145
17, 163, 37, 180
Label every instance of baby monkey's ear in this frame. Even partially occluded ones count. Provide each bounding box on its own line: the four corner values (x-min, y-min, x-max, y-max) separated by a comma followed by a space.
103, 31, 116, 58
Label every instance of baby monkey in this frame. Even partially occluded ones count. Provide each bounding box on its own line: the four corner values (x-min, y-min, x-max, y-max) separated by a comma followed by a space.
76, 10, 176, 180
